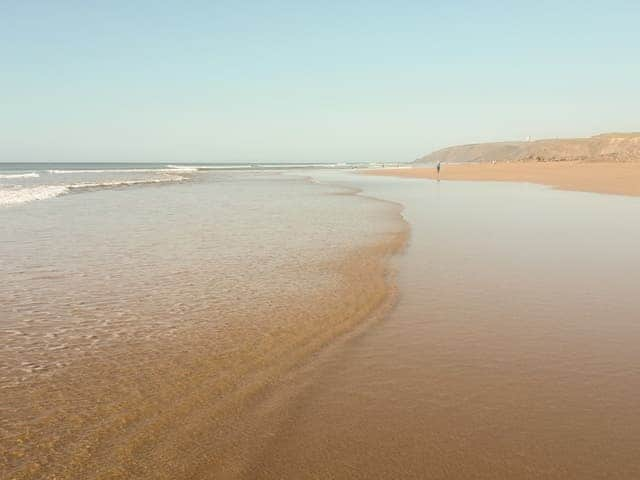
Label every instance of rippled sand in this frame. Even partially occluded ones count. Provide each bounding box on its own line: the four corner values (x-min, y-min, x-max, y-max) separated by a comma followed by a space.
5, 169, 640, 479
212, 173, 640, 479
0, 172, 407, 479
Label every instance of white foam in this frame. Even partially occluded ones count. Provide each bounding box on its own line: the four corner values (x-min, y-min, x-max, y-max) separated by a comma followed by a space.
190, 164, 253, 170
0, 172, 40, 179
166, 165, 201, 171
0, 185, 69, 206
48, 168, 179, 174
167, 164, 255, 171
0, 175, 186, 207
68, 175, 186, 190
259, 163, 342, 168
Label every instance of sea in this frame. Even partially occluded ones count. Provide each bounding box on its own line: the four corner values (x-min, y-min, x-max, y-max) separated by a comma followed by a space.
0, 162, 392, 207
4, 162, 640, 479
0, 161, 406, 479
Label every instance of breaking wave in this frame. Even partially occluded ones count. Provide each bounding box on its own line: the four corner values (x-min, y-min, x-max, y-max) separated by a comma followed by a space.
0, 175, 186, 207
48, 167, 196, 174
0, 172, 40, 179
0, 185, 69, 206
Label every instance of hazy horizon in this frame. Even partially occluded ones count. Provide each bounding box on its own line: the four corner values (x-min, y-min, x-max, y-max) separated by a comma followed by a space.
0, 160, 379, 165
2, 1, 639, 163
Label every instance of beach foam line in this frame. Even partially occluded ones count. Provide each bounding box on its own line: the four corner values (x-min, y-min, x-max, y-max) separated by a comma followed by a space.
180, 164, 253, 170
0, 185, 69, 206
259, 163, 344, 168
68, 175, 186, 190
48, 168, 194, 174
0, 175, 186, 207
166, 165, 203, 171
0, 172, 40, 179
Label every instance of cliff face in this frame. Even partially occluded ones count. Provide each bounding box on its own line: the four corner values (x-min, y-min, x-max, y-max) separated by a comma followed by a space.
416, 133, 640, 164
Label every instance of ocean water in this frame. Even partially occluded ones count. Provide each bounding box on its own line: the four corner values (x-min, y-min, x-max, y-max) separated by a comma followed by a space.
219, 171, 640, 479
7, 163, 638, 479
0, 162, 387, 207
0, 163, 406, 479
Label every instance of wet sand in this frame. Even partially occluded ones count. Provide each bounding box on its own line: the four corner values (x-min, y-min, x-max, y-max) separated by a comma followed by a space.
366, 161, 640, 196
4, 170, 640, 478
210, 173, 640, 479
1, 173, 407, 479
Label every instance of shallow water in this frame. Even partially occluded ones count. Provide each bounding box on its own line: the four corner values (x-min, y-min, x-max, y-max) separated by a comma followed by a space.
0, 168, 405, 479
0, 162, 383, 207
215, 172, 640, 479
4, 167, 639, 478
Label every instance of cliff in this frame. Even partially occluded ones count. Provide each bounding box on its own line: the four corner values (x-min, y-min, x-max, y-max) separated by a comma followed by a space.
415, 133, 640, 164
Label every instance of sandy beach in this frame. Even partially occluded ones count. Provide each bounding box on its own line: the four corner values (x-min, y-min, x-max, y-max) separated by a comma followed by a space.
3, 166, 640, 479
0, 168, 407, 479
185, 170, 640, 479
4, 1, 640, 477
217, 171, 640, 479
366, 161, 640, 197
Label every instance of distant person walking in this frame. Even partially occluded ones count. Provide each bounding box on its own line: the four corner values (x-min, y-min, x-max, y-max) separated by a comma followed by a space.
436, 161, 441, 181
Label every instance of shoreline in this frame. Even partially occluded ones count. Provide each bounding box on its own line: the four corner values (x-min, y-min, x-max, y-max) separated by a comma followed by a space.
1, 175, 409, 480
223, 170, 640, 479
364, 161, 640, 197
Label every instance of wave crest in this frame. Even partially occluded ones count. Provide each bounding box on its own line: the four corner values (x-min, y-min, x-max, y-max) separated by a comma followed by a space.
0, 172, 40, 179
0, 185, 69, 206
0, 175, 186, 207
49, 167, 197, 174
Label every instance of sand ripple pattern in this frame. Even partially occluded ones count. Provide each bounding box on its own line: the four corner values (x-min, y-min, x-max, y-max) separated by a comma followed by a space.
0, 171, 406, 479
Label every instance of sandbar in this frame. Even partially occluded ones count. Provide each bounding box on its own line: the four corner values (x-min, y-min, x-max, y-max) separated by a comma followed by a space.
366, 161, 640, 197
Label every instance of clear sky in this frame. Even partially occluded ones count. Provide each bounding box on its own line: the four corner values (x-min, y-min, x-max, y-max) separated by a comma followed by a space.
2, 1, 639, 163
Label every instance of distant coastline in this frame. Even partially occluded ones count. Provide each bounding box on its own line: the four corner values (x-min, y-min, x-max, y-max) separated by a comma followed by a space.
366, 161, 640, 197
415, 132, 640, 165
364, 132, 640, 197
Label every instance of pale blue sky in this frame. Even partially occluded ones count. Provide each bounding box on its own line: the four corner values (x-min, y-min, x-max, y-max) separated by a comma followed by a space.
1, 1, 639, 163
